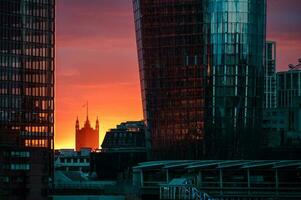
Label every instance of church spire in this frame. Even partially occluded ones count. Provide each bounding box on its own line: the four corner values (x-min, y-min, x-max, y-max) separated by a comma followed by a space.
86, 101, 89, 121
75, 116, 79, 131
96, 116, 99, 132
83, 101, 91, 127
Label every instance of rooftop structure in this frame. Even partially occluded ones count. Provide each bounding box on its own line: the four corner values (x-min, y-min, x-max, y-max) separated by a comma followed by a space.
101, 121, 146, 152
54, 148, 91, 173
133, 160, 301, 199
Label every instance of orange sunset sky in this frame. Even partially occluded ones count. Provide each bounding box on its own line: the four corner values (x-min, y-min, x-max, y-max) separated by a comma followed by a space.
55, 0, 301, 149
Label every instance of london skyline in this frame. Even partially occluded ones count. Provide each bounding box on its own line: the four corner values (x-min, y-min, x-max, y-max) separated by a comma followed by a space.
56, 0, 301, 149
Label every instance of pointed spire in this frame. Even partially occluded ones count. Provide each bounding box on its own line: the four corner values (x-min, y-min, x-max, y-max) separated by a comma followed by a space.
84, 101, 91, 128
76, 116, 79, 131
86, 101, 89, 121
96, 116, 99, 131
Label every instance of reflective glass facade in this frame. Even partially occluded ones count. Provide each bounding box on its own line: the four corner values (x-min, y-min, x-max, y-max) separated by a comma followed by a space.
0, 0, 55, 199
204, 0, 266, 158
133, 0, 266, 159
133, 0, 207, 159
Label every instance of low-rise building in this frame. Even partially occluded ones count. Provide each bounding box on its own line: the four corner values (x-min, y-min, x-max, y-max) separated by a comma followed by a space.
90, 121, 147, 180
54, 148, 90, 173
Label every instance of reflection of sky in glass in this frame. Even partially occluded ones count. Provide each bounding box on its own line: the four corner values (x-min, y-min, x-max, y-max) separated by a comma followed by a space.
206, 0, 265, 129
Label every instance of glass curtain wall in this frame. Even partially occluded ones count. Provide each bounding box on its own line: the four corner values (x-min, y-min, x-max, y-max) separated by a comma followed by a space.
133, 0, 207, 159
204, 0, 266, 158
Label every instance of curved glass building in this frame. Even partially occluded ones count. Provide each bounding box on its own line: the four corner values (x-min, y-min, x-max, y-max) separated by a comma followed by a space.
133, 0, 266, 159
204, 0, 266, 157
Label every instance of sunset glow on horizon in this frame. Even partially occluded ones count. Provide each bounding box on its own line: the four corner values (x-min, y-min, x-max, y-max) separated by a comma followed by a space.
55, 0, 301, 149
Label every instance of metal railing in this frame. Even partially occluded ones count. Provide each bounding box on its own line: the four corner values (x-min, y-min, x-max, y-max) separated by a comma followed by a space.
160, 185, 210, 200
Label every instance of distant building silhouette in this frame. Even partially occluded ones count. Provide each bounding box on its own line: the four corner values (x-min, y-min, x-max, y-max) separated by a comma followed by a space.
262, 59, 301, 158
101, 121, 146, 152
90, 121, 147, 180
75, 116, 99, 151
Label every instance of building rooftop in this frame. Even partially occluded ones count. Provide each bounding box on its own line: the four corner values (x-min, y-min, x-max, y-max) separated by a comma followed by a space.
133, 160, 301, 170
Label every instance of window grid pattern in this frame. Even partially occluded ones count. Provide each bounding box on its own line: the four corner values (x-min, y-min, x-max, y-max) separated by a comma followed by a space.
133, 0, 266, 159
133, 0, 206, 159
0, 0, 54, 148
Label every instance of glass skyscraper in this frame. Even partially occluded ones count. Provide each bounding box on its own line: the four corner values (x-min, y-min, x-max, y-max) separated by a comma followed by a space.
133, 0, 266, 159
204, 0, 266, 158
0, 0, 55, 199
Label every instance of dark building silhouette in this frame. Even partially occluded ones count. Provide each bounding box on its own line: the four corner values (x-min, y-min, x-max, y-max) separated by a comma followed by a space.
277, 65, 301, 108
75, 116, 99, 151
133, 0, 266, 159
101, 121, 146, 152
0, 0, 55, 199
90, 121, 146, 180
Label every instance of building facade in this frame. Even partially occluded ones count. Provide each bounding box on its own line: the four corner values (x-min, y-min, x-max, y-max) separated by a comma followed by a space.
133, 0, 266, 159
262, 61, 301, 157
277, 67, 301, 108
75, 116, 99, 151
0, 0, 55, 199
264, 41, 277, 108
54, 148, 91, 173
101, 121, 146, 152
90, 121, 147, 180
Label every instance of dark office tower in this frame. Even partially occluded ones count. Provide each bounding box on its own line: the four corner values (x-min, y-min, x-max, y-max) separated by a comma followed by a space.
0, 1, 55, 199
133, 0, 266, 159
133, 0, 207, 159
264, 41, 277, 109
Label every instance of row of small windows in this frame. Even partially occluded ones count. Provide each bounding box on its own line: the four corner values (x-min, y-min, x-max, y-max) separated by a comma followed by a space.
2, 151, 30, 158
0, 73, 53, 84
0, 57, 53, 71
25, 139, 49, 148
0, 42, 53, 57
23, 0, 55, 4
23, 125, 53, 133
0, 1, 54, 18
0, 86, 53, 97
59, 157, 89, 164
2, 164, 30, 171
1, 30, 54, 45
11, 151, 30, 158
0, 98, 53, 110
0, 15, 54, 32
0, 110, 54, 124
